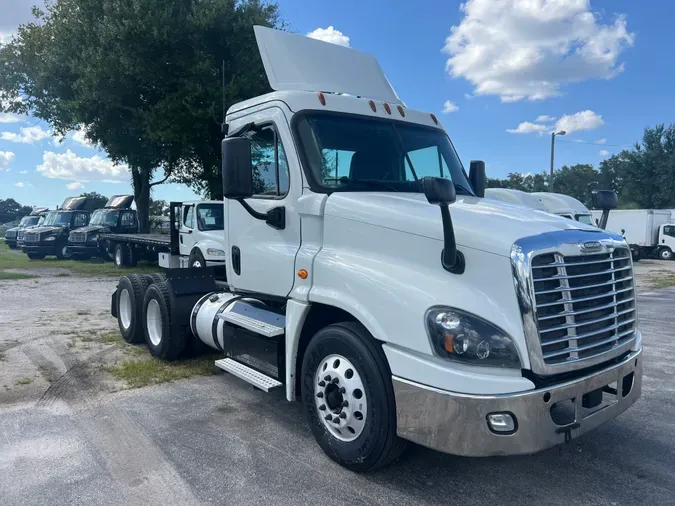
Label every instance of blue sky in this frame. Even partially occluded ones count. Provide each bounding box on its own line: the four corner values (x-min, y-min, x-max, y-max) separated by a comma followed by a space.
1, 0, 674, 208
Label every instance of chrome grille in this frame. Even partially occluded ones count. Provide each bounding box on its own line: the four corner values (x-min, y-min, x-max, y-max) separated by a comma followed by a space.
24, 232, 40, 243
70, 231, 86, 243
531, 247, 636, 366
17, 230, 25, 240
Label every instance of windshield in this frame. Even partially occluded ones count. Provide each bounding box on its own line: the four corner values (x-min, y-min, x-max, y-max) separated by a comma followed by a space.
20, 216, 35, 226
90, 209, 120, 226
576, 214, 594, 225
295, 114, 474, 194
43, 211, 73, 226
197, 204, 224, 231
36, 216, 45, 226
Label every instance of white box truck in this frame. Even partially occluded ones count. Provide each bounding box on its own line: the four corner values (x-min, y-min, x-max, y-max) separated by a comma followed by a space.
109, 27, 642, 471
592, 209, 674, 260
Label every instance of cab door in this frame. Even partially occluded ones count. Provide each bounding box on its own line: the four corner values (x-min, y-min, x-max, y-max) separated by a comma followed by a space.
119, 211, 137, 233
226, 109, 301, 297
179, 204, 196, 256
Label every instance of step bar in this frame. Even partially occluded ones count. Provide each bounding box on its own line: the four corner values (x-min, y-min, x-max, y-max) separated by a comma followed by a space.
215, 358, 282, 392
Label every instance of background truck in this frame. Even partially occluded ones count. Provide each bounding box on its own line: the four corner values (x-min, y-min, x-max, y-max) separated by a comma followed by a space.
22, 197, 90, 259
4, 207, 49, 249
101, 200, 226, 271
67, 195, 137, 260
592, 209, 674, 260
532, 192, 595, 225
109, 27, 642, 472
484, 188, 548, 212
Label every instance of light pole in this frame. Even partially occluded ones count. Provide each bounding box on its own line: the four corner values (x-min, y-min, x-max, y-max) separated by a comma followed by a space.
549, 130, 566, 191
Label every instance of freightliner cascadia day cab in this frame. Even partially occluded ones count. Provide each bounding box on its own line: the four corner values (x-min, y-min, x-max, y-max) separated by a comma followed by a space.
4, 207, 49, 249
22, 197, 90, 259
67, 195, 138, 260
110, 27, 642, 471
533, 192, 595, 225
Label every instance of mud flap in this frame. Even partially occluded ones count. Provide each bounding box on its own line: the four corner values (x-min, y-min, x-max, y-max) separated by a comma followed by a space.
110, 290, 118, 318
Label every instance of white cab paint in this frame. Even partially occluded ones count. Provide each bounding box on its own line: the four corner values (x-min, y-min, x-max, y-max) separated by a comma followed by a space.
254, 25, 401, 104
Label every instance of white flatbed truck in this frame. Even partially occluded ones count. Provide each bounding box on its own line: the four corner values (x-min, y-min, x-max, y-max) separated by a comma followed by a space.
109, 27, 642, 471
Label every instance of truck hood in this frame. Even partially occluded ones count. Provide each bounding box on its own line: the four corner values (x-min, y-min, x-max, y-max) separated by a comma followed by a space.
73, 225, 107, 235
324, 192, 600, 257
29, 226, 65, 235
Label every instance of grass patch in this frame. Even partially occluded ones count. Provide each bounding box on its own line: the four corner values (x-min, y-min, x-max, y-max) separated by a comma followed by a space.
648, 271, 675, 289
101, 331, 122, 344
106, 355, 220, 388
16, 377, 33, 385
0, 270, 39, 280
0, 242, 160, 277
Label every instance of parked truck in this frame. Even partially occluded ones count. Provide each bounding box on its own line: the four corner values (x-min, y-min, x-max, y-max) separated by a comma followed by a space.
109, 27, 642, 471
532, 192, 594, 225
100, 200, 226, 270
67, 195, 137, 260
22, 197, 90, 259
484, 188, 548, 211
591, 209, 674, 260
4, 207, 49, 249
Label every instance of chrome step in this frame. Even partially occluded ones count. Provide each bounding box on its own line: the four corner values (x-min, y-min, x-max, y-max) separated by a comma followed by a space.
215, 358, 282, 392
217, 301, 285, 338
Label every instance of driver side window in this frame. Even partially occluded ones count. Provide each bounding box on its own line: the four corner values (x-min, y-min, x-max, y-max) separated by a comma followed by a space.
664, 226, 675, 238
73, 213, 88, 227
246, 126, 289, 197
183, 206, 194, 229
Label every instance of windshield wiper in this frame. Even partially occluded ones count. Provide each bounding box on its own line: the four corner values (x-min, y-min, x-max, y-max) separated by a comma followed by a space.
353, 179, 399, 192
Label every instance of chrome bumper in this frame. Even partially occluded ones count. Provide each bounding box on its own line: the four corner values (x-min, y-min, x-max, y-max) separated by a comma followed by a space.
393, 348, 642, 457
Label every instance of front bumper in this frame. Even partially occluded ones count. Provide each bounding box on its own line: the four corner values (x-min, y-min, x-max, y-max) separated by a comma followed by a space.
22, 244, 57, 255
67, 244, 99, 255
4, 237, 17, 247
393, 347, 642, 457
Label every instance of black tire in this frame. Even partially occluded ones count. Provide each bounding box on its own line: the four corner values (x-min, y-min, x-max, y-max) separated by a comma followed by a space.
116, 274, 149, 344
142, 281, 187, 360
27, 253, 46, 260
127, 245, 139, 267
631, 247, 641, 262
114, 243, 128, 268
55, 243, 70, 260
301, 322, 407, 472
659, 248, 673, 261
188, 249, 206, 268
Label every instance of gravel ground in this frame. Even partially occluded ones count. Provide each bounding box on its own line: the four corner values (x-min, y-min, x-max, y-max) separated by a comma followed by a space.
0, 265, 674, 505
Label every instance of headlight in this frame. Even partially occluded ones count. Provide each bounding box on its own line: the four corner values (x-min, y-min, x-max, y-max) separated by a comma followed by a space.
45, 235, 56, 242
425, 307, 521, 368
207, 248, 225, 256
88, 234, 98, 242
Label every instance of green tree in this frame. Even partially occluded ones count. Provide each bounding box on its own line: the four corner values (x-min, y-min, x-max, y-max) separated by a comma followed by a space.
550, 164, 599, 207
0, 199, 33, 224
79, 192, 108, 212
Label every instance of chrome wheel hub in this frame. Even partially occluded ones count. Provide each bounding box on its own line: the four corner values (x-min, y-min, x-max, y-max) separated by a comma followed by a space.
119, 289, 132, 330
192, 260, 202, 268
115, 248, 122, 265
314, 354, 367, 442
146, 299, 163, 346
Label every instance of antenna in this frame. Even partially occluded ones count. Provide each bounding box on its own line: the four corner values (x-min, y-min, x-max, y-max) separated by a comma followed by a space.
221, 60, 227, 135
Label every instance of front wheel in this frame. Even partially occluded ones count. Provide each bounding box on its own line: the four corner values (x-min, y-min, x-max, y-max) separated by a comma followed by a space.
55, 244, 70, 260
301, 322, 406, 472
189, 249, 206, 268
631, 247, 641, 262
27, 253, 46, 260
659, 248, 673, 260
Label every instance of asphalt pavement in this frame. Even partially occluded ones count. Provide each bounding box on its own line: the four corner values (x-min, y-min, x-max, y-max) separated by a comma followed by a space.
1, 289, 674, 505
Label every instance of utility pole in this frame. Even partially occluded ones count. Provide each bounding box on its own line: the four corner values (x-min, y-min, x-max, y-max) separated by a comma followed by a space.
549, 130, 566, 192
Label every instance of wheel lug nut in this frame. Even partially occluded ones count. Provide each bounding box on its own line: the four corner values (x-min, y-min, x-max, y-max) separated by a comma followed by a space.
316, 392, 324, 398
318, 404, 326, 411
324, 375, 331, 381
332, 377, 339, 384
318, 381, 326, 387
324, 414, 331, 421
339, 412, 347, 419
339, 387, 346, 394
332, 417, 340, 424
341, 400, 348, 407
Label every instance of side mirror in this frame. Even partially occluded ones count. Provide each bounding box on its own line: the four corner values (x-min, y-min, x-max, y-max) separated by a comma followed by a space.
422, 177, 464, 274
591, 190, 618, 211
422, 176, 456, 205
222, 137, 253, 199
469, 160, 486, 198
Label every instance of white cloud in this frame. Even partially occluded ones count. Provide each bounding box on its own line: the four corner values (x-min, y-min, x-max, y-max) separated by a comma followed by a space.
36, 149, 129, 183
0, 113, 24, 124
442, 100, 459, 113
18, 170, 28, 174
307, 27, 351, 47
535, 115, 556, 123
596, 138, 607, 144
0, 32, 15, 45
66, 181, 85, 190
14, 181, 33, 188
507, 121, 549, 134
443, 0, 635, 102
464, 93, 474, 100
555, 110, 603, 134
599, 149, 610, 157
1, 126, 51, 144
71, 127, 95, 148
0, 151, 15, 169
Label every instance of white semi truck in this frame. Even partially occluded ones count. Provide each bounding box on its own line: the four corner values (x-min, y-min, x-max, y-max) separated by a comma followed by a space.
110, 27, 642, 471
533, 192, 595, 225
592, 209, 674, 260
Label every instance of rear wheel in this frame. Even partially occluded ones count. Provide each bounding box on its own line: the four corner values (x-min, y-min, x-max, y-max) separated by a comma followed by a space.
630, 246, 641, 262
142, 281, 187, 360
114, 243, 128, 268
116, 274, 149, 343
659, 248, 673, 260
301, 322, 406, 472
127, 245, 138, 267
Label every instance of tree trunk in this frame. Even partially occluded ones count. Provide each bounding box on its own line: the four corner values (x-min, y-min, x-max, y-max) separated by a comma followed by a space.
132, 167, 151, 233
